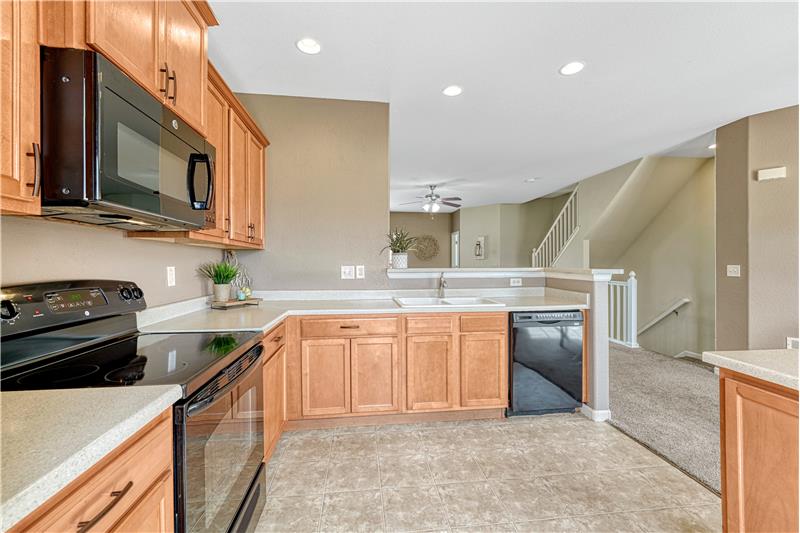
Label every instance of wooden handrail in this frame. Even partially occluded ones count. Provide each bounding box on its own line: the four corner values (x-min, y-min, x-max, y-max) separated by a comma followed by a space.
638, 297, 691, 336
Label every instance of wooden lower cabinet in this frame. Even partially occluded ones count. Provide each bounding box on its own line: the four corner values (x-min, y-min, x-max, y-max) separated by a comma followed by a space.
351, 337, 399, 413
301, 338, 351, 416
460, 332, 507, 408
264, 345, 286, 459
406, 334, 456, 411
720, 369, 798, 533
12, 410, 174, 533
110, 471, 173, 533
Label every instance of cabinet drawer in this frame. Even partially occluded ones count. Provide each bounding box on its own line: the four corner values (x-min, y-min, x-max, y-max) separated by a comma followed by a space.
300, 317, 398, 338
460, 313, 507, 333
264, 323, 286, 357
22, 413, 172, 533
406, 316, 455, 334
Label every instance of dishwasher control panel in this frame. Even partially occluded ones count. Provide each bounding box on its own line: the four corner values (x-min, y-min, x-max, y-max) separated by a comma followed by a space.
512, 311, 583, 323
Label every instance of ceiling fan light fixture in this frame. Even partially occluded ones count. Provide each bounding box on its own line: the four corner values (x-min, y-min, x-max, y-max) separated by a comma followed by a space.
422, 202, 432, 212
431, 202, 441, 213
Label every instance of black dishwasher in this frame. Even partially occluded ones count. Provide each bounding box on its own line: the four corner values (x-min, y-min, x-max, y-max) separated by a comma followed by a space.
508, 311, 584, 416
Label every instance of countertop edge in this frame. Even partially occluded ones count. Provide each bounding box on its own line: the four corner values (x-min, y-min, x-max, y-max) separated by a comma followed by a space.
0, 385, 183, 532
140, 301, 590, 334
702, 351, 799, 391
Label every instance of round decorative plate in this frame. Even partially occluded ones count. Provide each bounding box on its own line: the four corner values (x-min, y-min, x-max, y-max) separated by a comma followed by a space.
414, 235, 440, 261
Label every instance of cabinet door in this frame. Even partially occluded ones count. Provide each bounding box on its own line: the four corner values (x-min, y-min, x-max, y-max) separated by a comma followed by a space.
162, 0, 207, 134
301, 338, 351, 416
406, 335, 455, 411
247, 135, 265, 247
351, 337, 399, 413
86, 0, 161, 96
198, 77, 228, 238
264, 346, 285, 459
228, 111, 250, 244
460, 333, 507, 408
1, 0, 40, 215
111, 472, 174, 533
722, 376, 798, 533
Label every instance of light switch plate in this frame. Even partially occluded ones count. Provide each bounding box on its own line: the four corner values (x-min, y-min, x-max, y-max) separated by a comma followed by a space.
167, 266, 176, 287
356, 265, 365, 279
341, 265, 355, 280
510, 278, 523, 287
726, 264, 741, 277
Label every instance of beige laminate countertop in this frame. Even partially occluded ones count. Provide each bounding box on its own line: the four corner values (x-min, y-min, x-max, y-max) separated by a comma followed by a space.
140, 294, 589, 334
702, 349, 799, 390
0, 385, 183, 532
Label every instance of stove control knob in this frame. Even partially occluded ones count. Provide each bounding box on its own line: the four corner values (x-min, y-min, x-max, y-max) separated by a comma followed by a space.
0, 300, 20, 321
132, 288, 143, 300
119, 287, 133, 300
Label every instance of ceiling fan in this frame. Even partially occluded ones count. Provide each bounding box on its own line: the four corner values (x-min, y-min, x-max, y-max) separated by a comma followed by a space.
399, 185, 462, 213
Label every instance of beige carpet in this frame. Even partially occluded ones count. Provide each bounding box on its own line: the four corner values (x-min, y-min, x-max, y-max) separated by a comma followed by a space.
608, 344, 720, 492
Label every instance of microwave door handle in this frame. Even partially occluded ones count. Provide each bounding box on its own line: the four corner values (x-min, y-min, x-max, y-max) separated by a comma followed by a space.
187, 153, 213, 210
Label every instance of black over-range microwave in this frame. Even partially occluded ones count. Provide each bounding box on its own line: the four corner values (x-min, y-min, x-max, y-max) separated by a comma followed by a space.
40, 47, 215, 231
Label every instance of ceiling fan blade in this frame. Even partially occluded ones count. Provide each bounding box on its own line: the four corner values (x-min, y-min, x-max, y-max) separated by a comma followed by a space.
441, 197, 462, 201
398, 201, 422, 205
441, 201, 461, 208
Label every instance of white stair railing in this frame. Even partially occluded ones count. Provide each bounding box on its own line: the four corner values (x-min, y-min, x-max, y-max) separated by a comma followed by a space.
532, 186, 579, 268
608, 271, 639, 348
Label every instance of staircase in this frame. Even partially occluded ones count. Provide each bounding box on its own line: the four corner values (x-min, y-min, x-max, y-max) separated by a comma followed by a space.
531, 186, 579, 267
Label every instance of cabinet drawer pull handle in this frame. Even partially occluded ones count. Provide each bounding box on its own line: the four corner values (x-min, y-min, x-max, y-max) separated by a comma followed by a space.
25, 142, 41, 197
76, 481, 133, 533
170, 70, 177, 103
339, 325, 360, 329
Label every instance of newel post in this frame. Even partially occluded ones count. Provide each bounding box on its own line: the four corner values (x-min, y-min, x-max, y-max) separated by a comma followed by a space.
627, 271, 639, 348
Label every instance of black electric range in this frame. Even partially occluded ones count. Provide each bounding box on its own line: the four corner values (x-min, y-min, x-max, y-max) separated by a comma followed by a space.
0, 280, 267, 533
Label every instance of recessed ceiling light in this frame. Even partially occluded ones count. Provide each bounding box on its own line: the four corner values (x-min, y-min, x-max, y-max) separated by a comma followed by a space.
524, 178, 541, 183
708, 143, 717, 150
559, 61, 585, 76
442, 85, 463, 97
296, 38, 321, 55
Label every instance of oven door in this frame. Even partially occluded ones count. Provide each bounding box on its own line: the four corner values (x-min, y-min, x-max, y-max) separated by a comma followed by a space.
175, 345, 264, 533
96, 56, 213, 229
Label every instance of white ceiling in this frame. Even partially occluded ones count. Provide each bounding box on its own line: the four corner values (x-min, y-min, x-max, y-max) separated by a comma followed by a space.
208, 2, 798, 213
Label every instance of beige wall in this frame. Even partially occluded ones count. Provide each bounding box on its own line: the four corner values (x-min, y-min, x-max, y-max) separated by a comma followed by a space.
715, 105, 800, 350
458, 204, 502, 267
0, 217, 221, 306
235, 94, 390, 290
388, 212, 452, 267
555, 160, 639, 268
614, 159, 716, 356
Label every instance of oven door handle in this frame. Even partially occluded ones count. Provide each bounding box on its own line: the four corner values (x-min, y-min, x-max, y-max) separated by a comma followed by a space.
186, 349, 263, 418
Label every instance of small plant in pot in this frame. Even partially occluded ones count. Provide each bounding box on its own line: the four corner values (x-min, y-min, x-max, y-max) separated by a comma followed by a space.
382, 227, 417, 269
198, 261, 239, 302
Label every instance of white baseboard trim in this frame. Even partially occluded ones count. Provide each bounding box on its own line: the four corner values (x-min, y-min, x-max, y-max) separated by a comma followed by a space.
675, 350, 701, 360
581, 404, 611, 422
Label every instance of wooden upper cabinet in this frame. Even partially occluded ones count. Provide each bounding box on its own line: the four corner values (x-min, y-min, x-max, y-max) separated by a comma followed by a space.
199, 76, 228, 239
247, 134, 265, 246
1, 0, 41, 215
460, 333, 507, 408
162, 0, 207, 133
351, 337, 399, 413
228, 111, 250, 244
406, 335, 456, 411
301, 338, 351, 417
721, 371, 798, 533
86, 0, 161, 96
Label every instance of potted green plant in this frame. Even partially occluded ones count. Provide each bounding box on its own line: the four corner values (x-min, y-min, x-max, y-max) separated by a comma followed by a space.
382, 227, 417, 269
198, 261, 239, 302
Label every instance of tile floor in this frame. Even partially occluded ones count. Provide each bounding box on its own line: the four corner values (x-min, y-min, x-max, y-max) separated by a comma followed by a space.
255, 414, 721, 532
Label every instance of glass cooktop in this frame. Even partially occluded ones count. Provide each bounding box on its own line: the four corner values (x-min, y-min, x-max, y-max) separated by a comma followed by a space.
0, 330, 259, 395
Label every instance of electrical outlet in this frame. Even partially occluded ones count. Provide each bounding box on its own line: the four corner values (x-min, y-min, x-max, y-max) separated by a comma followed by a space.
167, 266, 176, 287
356, 265, 365, 279
341, 265, 355, 280
510, 278, 523, 287
726, 264, 741, 278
